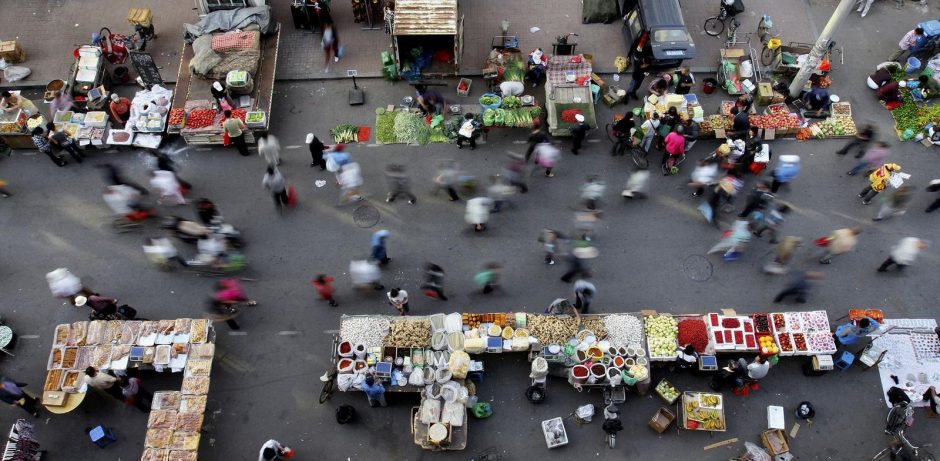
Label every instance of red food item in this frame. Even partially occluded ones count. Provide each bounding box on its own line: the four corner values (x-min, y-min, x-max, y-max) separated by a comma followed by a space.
710, 313, 719, 327
186, 109, 216, 129
560, 108, 584, 123
168, 108, 185, 126
773, 314, 786, 331
724, 331, 733, 343
777, 333, 793, 351
217, 109, 247, 127
793, 333, 807, 351
734, 330, 744, 344
744, 321, 753, 333
677, 319, 709, 353
714, 331, 723, 344
458, 82, 468, 91
754, 314, 771, 333
721, 317, 740, 329
686, 420, 699, 430
745, 334, 756, 349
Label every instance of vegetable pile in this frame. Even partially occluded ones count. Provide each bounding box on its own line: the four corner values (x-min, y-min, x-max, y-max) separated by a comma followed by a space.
748, 113, 800, 129
645, 314, 678, 359
384, 319, 431, 347
375, 109, 398, 144
501, 95, 521, 109
701, 114, 732, 131
677, 319, 709, 353
528, 314, 578, 345
340, 316, 390, 348
482, 107, 542, 128
502, 57, 526, 82
394, 111, 430, 145
759, 335, 779, 355
656, 380, 680, 402
331, 124, 360, 144
812, 116, 857, 138
753, 314, 771, 333
185, 109, 216, 129
560, 108, 584, 123
479, 95, 501, 106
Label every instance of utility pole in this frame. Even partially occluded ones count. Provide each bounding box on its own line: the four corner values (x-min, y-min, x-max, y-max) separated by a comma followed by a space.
788, 0, 854, 98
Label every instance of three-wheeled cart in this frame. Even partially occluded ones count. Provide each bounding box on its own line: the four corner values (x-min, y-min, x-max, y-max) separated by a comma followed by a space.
66, 46, 110, 102
545, 54, 596, 136
717, 46, 761, 96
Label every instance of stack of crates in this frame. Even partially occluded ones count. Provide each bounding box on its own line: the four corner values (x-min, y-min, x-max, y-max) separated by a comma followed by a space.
381, 51, 397, 80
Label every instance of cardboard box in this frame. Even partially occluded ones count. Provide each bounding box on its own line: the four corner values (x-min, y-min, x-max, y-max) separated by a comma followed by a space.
771, 91, 786, 104
757, 82, 774, 106
649, 407, 675, 433
0, 41, 25, 63
761, 429, 790, 455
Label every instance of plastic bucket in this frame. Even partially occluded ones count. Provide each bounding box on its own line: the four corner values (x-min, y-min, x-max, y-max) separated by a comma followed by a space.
703, 78, 718, 94
337, 358, 354, 374
907, 57, 922, 73
570, 364, 589, 384
338, 341, 354, 358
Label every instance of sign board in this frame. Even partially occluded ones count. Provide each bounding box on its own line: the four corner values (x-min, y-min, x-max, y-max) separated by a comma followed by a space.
129, 51, 163, 86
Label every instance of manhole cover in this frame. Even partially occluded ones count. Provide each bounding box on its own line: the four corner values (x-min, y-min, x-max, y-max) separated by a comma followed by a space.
353, 204, 380, 228
681, 255, 713, 282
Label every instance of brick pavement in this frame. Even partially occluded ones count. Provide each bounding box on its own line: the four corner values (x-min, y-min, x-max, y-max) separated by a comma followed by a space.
2, 0, 818, 88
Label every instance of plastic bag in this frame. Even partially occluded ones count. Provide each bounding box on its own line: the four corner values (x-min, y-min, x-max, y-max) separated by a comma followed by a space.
419, 398, 441, 424
337, 373, 356, 392
741, 442, 772, 461
409, 367, 425, 386
3, 66, 31, 82
575, 404, 595, 422
0, 59, 7, 70
448, 351, 470, 379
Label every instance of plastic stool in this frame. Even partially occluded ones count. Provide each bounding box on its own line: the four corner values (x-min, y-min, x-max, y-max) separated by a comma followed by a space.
833, 351, 855, 371
591, 84, 601, 104
89, 426, 116, 448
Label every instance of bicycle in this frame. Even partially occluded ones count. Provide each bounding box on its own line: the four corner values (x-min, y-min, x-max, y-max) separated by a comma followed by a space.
872, 402, 936, 461
605, 123, 649, 169
319, 332, 340, 404
704, 0, 743, 39
757, 15, 780, 66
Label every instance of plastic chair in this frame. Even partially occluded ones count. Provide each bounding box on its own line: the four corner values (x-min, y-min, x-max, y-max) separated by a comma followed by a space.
834, 351, 855, 371
89, 426, 116, 448
591, 84, 601, 104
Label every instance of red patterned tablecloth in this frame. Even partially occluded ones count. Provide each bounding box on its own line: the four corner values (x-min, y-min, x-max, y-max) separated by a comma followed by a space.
546, 55, 592, 87
211, 31, 260, 53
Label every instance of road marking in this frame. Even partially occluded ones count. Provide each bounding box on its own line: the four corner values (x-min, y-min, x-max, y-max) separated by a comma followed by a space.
276, 330, 302, 336
587, 139, 601, 143
18, 335, 39, 339
285, 145, 301, 149
367, 144, 381, 147
512, 140, 527, 144
196, 148, 212, 151
228, 331, 248, 336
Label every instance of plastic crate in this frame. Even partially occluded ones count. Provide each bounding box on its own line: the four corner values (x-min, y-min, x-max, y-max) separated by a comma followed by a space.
457, 78, 472, 97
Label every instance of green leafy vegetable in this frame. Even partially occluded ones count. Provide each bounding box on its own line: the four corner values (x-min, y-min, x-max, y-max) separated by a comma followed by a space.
376, 111, 398, 144
502, 95, 522, 109
394, 111, 430, 145
480, 95, 501, 106
330, 124, 360, 144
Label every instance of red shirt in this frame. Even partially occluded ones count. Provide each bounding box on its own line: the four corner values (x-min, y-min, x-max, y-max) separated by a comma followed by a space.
664, 132, 685, 156
312, 276, 335, 298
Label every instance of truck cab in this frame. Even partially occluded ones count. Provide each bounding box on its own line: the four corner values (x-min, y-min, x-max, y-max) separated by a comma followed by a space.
621, 0, 696, 70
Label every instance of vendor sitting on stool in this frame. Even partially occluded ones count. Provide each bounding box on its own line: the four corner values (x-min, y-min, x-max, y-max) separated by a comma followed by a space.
108, 93, 132, 127
834, 316, 880, 349
801, 86, 831, 118
525, 48, 548, 87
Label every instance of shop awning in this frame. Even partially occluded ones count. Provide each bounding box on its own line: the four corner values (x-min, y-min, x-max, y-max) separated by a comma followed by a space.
393, 0, 458, 36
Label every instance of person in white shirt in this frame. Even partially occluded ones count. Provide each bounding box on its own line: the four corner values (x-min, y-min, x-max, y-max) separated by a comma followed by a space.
573, 279, 596, 313
258, 439, 288, 461
103, 184, 142, 215
149, 170, 186, 205
878, 237, 928, 272
257, 134, 281, 167
739, 356, 770, 380
890, 27, 924, 62
338, 162, 363, 203
387, 288, 409, 315
639, 113, 660, 152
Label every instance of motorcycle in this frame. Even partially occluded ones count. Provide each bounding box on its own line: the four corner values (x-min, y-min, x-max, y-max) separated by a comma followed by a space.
162, 216, 243, 248
602, 404, 623, 449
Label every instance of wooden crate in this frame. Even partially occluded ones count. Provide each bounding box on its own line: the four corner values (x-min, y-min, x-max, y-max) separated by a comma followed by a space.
127, 8, 153, 27
0, 41, 25, 63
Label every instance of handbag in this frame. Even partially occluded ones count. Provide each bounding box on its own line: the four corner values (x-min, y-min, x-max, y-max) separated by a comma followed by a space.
223, 131, 231, 146
287, 185, 297, 207
814, 236, 832, 247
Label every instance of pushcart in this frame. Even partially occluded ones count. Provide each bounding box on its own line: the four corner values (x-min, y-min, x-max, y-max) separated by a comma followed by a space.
717, 44, 761, 96
545, 54, 596, 136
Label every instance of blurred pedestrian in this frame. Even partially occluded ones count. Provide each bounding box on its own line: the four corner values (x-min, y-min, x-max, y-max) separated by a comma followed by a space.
0, 180, 11, 198
573, 279, 596, 313
387, 288, 409, 315
874, 185, 912, 221
770, 155, 800, 193
533, 141, 560, 177
465, 196, 493, 231
45, 267, 93, 304
0, 376, 39, 416
503, 155, 528, 193
456, 113, 481, 150
262, 166, 289, 211
847, 141, 889, 176
877, 237, 929, 272
350, 259, 384, 290
433, 160, 461, 201
222, 110, 249, 156
45, 122, 85, 163
927, 179, 940, 212
622, 170, 650, 199
560, 245, 597, 283
370, 230, 391, 265
150, 170, 186, 205
149, 150, 192, 190
818, 227, 860, 264
208, 279, 256, 330
258, 134, 281, 167
338, 161, 364, 204
700, 173, 742, 227
259, 439, 292, 461
580, 176, 606, 211
738, 181, 773, 218
312, 274, 338, 306
487, 176, 516, 212
574, 210, 600, 242
474, 262, 502, 294
688, 157, 720, 197
626, 56, 651, 101
859, 163, 901, 205
308, 133, 327, 169
359, 375, 387, 407
570, 114, 588, 155
763, 236, 802, 275
119, 375, 152, 412
837, 123, 875, 158
708, 219, 752, 261
32, 127, 66, 167
538, 229, 564, 265
752, 204, 790, 244
322, 19, 341, 68
325, 144, 351, 181
525, 125, 549, 162
385, 164, 416, 204
773, 270, 823, 304
420, 263, 448, 300
99, 163, 149, 195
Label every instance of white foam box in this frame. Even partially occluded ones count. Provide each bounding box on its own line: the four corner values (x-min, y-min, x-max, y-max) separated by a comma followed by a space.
767, 405, 785, 430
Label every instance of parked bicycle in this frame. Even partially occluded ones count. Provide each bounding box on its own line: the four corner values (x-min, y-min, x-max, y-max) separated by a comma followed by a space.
704, 0, 745, 39
872, 400, 936, 461
605, 120, 648, 169
319, 332, 340, 404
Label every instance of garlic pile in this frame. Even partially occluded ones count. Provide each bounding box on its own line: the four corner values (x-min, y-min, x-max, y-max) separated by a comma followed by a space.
604, 314, 644, 348
340, 316, 390, 348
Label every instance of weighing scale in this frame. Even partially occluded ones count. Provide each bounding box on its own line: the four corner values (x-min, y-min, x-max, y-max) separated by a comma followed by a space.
698, 355, 718, 371
347, 70, 364, 106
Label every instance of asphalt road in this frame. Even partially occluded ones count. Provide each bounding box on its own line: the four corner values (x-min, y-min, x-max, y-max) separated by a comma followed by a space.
1, 1, 939, 460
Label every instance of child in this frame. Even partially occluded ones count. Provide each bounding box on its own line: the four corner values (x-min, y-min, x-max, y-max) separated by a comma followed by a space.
312, 275, 338, 307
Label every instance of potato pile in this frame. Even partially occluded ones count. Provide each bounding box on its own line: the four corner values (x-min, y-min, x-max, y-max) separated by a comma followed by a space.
384, 319, 431, 347
528, 315, 578, 345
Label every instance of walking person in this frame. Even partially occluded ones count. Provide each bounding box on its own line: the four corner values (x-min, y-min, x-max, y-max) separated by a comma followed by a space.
926, 179, 940, 213
573, 278, 596, 313
818, 227, 860, 264
433, 160, 461, 201
222, 110, 250, 156
99, 163, 148, 195
311, 274, 338, 306
580, 176, 606, 211
751, 204, 790, 244
32, 127, 66, 167
474, 262, 502, 294
877, 237, 929, 272
847, 141, 889, 176
525, 125, 549, 162
533, 141, 560, 177
773, 270, 824, 304
387, 288, 409, 315
385, 164, 416, 204
359, 375, 387, 407
858, 163, 902, 205
456, 113, 481, 150
874, 185, 912, 221
84, 367, 123, 400
538, 229, 564, 265
0, 377, 39, 416
350, 259, 385, 291
338, 161, 364, 204
322, 19, 341, 69
119, 375, 152, 412
560, 246, 597, 283
149, 150, 192, 190
45, 268, 94, 305
836, 123, 875, 158
738, 181, 773, 218
259, 439, 293, 461
626, 56, 651, 100
570, 114, 589, 155
370, 230, 391, 265
262, 167, 289, 210
420, 263, 448, 300
708, 219, 752, 261
465, 196, 494, 231
763, 236, 802, 275
150, 170, 186, 205
45, 122, 85, 163
487, 176, 516, 213
208, 279, 256, 330
503, 155, 528, 193
258, 134, 281, 167
769, 155, 801, 193
308, 133, 327, 169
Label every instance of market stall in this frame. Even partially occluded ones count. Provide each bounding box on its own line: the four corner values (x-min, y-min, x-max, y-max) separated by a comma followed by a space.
126, 85, 174, 148
544, 55, 596, 136
391, 0, 463, 79
42, 319, 215, 461
53, 109, 109, 148
870, 318, 940, 408
67, 46, 110, 103
0, 109, 34, 149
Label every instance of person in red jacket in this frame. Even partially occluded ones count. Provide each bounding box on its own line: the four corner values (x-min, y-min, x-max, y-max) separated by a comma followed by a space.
312, 275, 338, 307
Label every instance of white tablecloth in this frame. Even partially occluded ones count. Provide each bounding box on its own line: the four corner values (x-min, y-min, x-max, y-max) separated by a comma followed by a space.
874, 319, 940, 407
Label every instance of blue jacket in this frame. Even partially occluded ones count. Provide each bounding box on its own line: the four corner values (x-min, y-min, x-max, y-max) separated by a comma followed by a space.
360, 381, 385, 399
